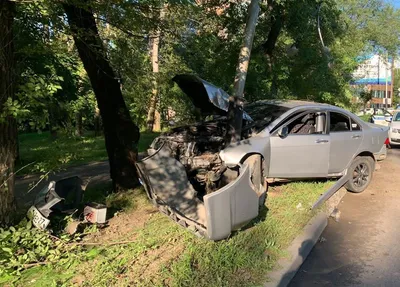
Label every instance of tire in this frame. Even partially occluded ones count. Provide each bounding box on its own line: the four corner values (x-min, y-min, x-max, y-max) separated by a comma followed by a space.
345, 156, 374, 193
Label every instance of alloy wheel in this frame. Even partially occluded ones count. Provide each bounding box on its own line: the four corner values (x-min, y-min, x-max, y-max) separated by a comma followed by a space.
352, 163, 369, 188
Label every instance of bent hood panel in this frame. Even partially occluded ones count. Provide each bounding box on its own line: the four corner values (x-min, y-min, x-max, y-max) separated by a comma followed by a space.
173, 74, 252, 121
136, 145, 207, 226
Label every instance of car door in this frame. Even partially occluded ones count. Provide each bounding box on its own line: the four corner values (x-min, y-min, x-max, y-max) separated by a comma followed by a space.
268, 110, 330, 178
328, 111, 363, 174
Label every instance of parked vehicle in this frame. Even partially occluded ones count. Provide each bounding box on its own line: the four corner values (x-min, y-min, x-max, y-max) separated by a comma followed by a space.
386, 108, 395, 114
136, 75, 389, 240
364, 108, 374, 115
389, 111, 400, 146
370, 114, 390, 126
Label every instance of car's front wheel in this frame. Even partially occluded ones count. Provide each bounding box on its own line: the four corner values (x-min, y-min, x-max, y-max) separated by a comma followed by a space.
345, 156, 374, 193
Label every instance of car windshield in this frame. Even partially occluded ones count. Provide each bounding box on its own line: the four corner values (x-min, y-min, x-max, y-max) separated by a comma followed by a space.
394, 113, 400, 121
244, 103, 290, 131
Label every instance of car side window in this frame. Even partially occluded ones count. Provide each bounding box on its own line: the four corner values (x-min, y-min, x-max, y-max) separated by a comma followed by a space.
330, 112, 351, 132
286, 112, 326, 135
351, 118, 361, 131
270, 111, 304, 133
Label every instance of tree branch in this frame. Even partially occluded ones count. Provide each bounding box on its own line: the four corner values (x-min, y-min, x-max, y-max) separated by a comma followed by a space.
92, 16, 153, 39
261, 2, 284, 58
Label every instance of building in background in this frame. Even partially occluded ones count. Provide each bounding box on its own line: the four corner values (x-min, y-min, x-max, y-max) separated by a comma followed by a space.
352, 54, 395, 109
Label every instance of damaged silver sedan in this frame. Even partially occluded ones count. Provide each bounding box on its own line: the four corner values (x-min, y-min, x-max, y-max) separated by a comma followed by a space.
136, 75, 389, 240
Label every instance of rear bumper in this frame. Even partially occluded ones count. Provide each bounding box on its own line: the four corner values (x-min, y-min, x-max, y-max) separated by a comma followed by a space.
389, 131, 400, 145
374, 144, 387, 161
135, 144, 263, 240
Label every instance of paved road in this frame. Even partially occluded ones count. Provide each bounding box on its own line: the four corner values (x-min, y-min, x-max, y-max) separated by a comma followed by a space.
290, 148, 400, 287
15, 152, 146, 211
15, 161, 110, 210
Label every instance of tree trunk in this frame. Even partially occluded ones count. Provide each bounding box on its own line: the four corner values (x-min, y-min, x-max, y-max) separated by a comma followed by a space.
63, 1, 140, 191
146, 7, 166, 132
0, 0, 17, 224
262, 2, 283, 59
262, 1, 283, 98
94, 105, 102, 136
48, 107, 58, 139
226, 0, 260, 144
75, 111, 83, 137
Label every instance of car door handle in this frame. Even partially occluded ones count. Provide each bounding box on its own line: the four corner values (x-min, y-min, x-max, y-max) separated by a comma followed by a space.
315, 139, 329, 144
352, 135, 361, 139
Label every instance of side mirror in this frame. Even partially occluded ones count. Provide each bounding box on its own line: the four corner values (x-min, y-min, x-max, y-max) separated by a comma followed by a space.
278, 126, 289, 138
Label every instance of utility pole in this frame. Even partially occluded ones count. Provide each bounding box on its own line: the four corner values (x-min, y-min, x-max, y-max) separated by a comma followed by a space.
225, 0, 260, 145
385, 52, 388, 108
146, 5, 166, 132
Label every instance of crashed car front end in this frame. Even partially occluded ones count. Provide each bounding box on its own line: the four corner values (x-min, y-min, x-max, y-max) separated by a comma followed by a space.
136, 75, 266, 240
136, 131, 264, 241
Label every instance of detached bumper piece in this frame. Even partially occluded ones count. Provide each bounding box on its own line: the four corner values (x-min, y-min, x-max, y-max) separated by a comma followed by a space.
136, 145, 259, 240
27, 176, 85, 229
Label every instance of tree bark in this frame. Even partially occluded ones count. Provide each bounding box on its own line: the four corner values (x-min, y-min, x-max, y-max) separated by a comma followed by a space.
226, 0, 260, 144
262, 1, 283, 98
63, 1, 140, 191
48, 107, 58, 139
94, 105, 102, 136
146, 6, 166, 132
262, 2, 283, 59
0, 0, 17, 224
75, 111, 83, 137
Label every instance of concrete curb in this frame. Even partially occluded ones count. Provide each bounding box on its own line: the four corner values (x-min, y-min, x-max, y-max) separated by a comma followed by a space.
264, 188, 347, 287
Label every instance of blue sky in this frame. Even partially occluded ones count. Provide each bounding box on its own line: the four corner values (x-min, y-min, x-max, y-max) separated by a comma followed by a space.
386, 0, 400, 8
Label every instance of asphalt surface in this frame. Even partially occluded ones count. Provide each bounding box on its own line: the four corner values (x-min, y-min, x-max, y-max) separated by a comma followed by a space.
15, 161, 110, 210
290, 148, 400, 287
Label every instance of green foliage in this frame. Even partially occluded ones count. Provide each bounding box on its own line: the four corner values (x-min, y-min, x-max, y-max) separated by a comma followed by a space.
15, 69, 64, 130
359, 90, 373, 105
392, 68, 400, 107
10, 0, 400, 133
0, 219, 81, 279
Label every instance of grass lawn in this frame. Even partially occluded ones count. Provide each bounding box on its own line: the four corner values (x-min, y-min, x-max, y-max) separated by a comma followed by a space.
358, 114, 371, 122
3, 180, 333, 287
16, 131, 159, 175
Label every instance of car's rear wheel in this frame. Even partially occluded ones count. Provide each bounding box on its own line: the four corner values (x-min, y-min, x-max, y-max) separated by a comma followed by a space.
345, 156, 374, 193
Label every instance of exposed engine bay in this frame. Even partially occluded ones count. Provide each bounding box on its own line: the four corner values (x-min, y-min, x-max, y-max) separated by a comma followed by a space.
149, 117, 244, 199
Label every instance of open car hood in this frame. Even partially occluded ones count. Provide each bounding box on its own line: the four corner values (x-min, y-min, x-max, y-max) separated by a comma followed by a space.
173, 74, 252, 121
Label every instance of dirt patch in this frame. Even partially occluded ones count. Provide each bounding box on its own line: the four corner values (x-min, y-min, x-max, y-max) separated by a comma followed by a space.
72, 203, 186, 286
84, 204, 158, 244
71, 274, 86, 286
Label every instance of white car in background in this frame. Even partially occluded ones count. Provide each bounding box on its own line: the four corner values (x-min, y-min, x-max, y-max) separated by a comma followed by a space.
370, 115, 390, 126
386, 108, 395, 114
389, 111, 400, 146
356, 108, 374, 116
365, 108, 374, 115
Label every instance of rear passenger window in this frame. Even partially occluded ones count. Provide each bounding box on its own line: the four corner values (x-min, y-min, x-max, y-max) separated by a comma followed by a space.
351, 119, 361, 131
330, 112, 350, 132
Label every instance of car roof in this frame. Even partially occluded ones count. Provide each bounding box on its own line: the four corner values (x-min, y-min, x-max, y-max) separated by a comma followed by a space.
247, 99, 333, 110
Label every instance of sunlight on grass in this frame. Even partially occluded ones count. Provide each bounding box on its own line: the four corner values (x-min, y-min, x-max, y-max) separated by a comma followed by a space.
16, 131, 160, 175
